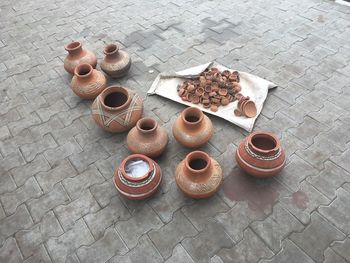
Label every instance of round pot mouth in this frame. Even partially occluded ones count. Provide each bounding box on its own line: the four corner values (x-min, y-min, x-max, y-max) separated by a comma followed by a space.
182, 107, 203, 126
136, 117, 158, 134
74, 63, 93, 78
185, 151, 211, 174
65, 41, 82, 52
120, 154, 153, 182
100, 86, 131, 110
248, 132, 279, 154
104, 44, 119, 55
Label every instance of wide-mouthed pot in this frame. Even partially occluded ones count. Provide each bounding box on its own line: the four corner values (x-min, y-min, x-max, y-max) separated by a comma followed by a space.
70, 63, 107, 99
127, 117, 168, 158
172, 107, 213, 148
175, 151, 223, 199
63, 41, 97, 74
114, 154, 162, 200
100, 44, 131, 78
236, 131, 286, 177
91, 86, 143, 133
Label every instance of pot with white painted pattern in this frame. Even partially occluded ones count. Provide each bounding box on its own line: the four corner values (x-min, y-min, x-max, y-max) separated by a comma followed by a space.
91, 86, 143, 133
175, 151, 223, 199
70, 64, 107, 99
114, 154, 162, 200
235, 131, 286, 178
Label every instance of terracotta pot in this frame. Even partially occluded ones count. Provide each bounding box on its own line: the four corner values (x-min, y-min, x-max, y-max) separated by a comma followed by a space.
91, 86, 143, 133
70, 64, 107, 99
100, 44, 131, 78
127, 117, 168, 158
114, 154, 162, 200
172, 107, 213, 148
175, 151, 223, 198
236, 132, 286, 178
64, 41, 97, 74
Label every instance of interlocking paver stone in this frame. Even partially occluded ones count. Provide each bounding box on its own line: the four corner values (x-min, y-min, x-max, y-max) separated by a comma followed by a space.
22, 245, 51, 263
0, 237, 22, 263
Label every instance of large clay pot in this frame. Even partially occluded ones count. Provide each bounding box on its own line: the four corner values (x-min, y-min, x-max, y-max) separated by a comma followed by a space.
127, 117, 168, 158
100, 44, 131, 78
175, 151, 223, 199
64, 41, 97, 74
70, 63, 107, 99
114, 154, 162, 200
91, 86, 143, 133
236, 131, 286, 178
172, 107, 213, 148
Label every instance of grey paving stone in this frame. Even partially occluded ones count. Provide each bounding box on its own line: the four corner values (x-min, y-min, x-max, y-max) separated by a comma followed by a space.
0, 170, 16, 195
51, 119, 87, 145
250, 204, 303, 252
89, 179, 118, 208
0, 129, 34, 157
54, 190, 100, 231
182, 195, 229, 231
216, 228, 273, 263
289, 212, 345, 262
15, 211, 63, 258
323, 248, 347, 263
28, 116, 64, 140
259, 239, 314, 263
46, 219, 94, 263
23, 244, 51, 263
0, 237, 22, 263
62, 165, 105, 200
11, 154, 51, 186
115, 204, 163, 248
35, 159, 77, 193
27, 183, 70, 223
44, 139, 82, 166
0, 205, 33, 243
331, 149, 350, 174
0, 151, 26, 171
0, 126, 11, 141
331, 237, 350, 262
149, 210, 198, 259
57, 102, 90, 126
36, 99, 69, 122
319, 188, 350, 235
84, 196, 130, 239
1, 177, 42, 215
182, 221, 234, 263
109, 235, 163, 263
76, 227, 128, 263
20, 134, 57, 162
165, 244, 194, 263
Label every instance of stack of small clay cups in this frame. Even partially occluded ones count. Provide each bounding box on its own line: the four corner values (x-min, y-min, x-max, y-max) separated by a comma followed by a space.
234, 94, 257, 118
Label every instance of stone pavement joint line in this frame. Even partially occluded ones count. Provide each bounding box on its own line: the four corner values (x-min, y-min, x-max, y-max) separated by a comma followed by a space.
0, 0, 350, 262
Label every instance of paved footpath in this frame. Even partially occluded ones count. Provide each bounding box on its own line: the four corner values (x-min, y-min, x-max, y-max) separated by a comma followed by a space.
1, 0, 350, 262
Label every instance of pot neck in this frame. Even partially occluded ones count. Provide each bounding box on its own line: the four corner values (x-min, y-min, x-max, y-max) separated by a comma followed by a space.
184, 151, 212, 178
136, 118, 158, 137
247, 133, 280, 157
74, 64, 94, 80
100, 86, 131, 112
65, 42, 84, 57
120, 154, 154, 182
104, 44, 120, 60
181, 107, 204, 130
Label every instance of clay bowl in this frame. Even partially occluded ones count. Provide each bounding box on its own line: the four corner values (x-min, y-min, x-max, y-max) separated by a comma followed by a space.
243, 101, 257, 118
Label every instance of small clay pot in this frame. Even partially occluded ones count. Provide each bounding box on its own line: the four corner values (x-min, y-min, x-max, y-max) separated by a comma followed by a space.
127, 117, 168, 158
64, 41, 97, 74
175, 151, 223, 198
221, 97, 229, 106
172, 107, 213, 148
100, 44, 131, 78
91, 86, 143, 133
236, 132, 286, 178
195, 87, 204, 97
70, 64, 107, 99
242, 100, 257, 118
114, 154, 162, 200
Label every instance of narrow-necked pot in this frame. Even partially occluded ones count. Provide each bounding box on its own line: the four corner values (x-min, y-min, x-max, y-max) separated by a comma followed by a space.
100, 44, 131, 78
64, 41, 97, 74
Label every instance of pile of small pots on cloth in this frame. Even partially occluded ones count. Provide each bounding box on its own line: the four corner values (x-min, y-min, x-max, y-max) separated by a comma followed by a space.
177, 67, 257, 118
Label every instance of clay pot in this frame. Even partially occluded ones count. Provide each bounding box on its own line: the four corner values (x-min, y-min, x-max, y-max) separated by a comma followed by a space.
91, 86, 143, 133
172, 107, 213, 148
175, 151, 223, 198
127, 117, 168, 158
114, 154, 162, 200
100, 44, 131, 78
70, 64, 107, 99
64, 41, 97, 74
242, 100, 257, 118
236, 132, 286, 178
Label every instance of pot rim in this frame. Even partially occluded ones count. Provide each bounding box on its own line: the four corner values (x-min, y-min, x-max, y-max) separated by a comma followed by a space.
248, 131, 280, 155
74, 63, 93, 78
104, 43, 119, 55
181, 107, 204, 127
136, 117, 158, 134
120, 154, 154, 182
185, 151, 211, 174
99, 86, 131, 111
65, 41, 82, 52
